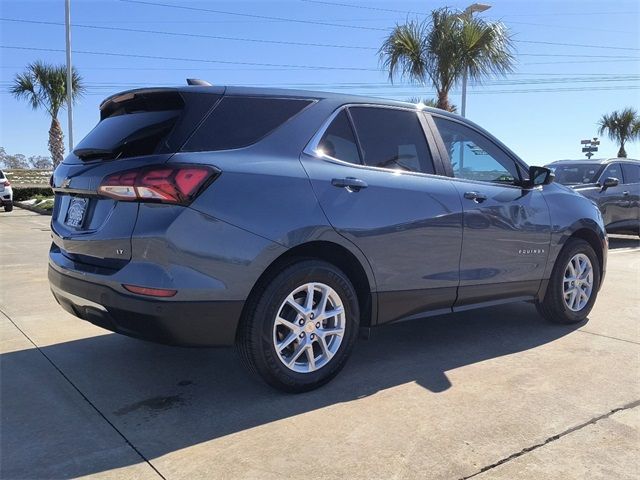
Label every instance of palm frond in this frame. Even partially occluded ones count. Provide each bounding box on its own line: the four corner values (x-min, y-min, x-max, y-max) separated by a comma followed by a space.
11, 60, 85, 118
598, 107, 639, 157
379, 20, 429, 84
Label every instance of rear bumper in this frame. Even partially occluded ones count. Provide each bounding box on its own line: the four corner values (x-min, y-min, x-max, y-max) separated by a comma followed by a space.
49, 266, 243, 346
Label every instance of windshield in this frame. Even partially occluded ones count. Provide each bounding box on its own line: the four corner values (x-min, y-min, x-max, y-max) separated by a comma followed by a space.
548, 163, 603, 185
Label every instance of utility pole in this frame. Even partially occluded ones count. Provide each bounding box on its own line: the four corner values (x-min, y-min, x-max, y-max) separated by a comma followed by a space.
64, 0, 74, 151
460, 3, 491, 117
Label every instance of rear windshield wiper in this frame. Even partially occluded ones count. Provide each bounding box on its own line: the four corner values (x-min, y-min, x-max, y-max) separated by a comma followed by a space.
73, 147, 117, 160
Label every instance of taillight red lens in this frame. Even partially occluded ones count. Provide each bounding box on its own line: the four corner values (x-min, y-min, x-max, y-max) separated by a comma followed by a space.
4, 180, 10, 186
98, 165, 218, 204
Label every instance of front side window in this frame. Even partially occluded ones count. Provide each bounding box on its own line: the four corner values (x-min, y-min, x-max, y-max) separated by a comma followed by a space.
601, 163, 623, 183
622, 164, 640, 184
348, 107, 435, 174
433, 117, 519, 184
317, 110, 361, 164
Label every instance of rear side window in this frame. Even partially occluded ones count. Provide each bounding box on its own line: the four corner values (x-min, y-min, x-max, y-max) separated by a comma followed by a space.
622, 164, 640, 184
317, 110, 361, 164
348, 107, 434, 174
183, 97, 312, 152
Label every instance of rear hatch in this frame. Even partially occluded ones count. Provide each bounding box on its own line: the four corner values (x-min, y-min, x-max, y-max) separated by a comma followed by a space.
51, 87, 223, 271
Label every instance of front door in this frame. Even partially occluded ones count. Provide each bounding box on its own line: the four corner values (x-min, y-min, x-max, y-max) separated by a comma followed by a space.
598, 162, 629, 228
430, 115, 552, 308
300, 106, 463, 324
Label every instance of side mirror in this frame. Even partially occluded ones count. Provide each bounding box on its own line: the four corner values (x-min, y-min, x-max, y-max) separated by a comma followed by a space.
601, 177, 619, 190
527, 166, 555, 187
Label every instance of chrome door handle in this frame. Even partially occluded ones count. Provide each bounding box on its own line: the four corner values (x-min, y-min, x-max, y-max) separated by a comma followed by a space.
464, 191, 488, 203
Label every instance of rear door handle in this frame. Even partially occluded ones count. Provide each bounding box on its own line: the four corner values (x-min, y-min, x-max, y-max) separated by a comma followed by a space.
331, 177, 368, 191
622, 191, 630, 196
463, 191, 488, 203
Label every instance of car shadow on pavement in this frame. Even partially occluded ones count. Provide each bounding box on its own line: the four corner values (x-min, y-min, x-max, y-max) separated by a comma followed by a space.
2, 302, 582, 478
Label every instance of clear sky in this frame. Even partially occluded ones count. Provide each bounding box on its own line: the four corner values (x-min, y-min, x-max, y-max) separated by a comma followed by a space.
1, 0, 639, 164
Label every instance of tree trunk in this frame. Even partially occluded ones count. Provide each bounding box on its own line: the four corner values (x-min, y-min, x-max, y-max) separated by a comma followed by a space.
617, 142, 627, 158
48, 117, 65, 167
436, 90, 454, 112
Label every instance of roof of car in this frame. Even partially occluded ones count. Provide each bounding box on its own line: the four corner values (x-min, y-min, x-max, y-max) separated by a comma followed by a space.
99, 84, 458, 118
547, 158, 640, 165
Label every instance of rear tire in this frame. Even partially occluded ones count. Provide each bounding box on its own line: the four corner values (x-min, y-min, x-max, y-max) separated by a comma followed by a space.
237, 259, 360, 393
536, 238, 600, 324
4, 202, 12, 212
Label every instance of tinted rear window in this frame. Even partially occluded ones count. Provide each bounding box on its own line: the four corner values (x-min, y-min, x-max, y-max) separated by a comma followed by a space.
182, 96, 312, 152
317, 110, 361, 164
74, 110, 179, 160
348, 107, 434, 174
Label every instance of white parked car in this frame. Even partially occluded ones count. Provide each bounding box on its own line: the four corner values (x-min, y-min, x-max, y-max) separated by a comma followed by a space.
0, 170, 13, 212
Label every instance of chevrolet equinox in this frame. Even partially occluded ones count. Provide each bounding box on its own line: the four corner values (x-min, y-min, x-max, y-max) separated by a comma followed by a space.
49, 84, 607, 392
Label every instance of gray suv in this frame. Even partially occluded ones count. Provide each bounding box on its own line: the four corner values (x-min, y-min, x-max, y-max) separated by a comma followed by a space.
49, 85, 607, 392
547, 158, 640, 236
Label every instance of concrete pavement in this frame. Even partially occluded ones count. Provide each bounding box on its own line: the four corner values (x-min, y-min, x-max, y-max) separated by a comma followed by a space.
1, 208, 638, 479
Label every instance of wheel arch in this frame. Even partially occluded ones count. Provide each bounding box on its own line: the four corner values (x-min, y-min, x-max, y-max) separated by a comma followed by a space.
568, 227, 605, 279
240, 240, 376, 329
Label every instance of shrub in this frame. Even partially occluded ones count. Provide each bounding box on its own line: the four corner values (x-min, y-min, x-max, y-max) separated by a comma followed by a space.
13, 186, 54, 202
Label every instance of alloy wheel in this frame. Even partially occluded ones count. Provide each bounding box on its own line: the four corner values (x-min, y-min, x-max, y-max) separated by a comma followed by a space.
272, 282, 346, 373
563, 253, 594, 312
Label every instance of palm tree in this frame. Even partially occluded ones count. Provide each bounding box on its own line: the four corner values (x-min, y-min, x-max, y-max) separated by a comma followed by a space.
598, 108, 640, 158
380, 7, 514, 112
11, 61, 84, 167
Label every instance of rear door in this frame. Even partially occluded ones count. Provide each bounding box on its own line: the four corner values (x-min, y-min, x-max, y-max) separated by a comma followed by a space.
429, 115, 551, 308
620, 163, 640, 229
301, 105, 463, 324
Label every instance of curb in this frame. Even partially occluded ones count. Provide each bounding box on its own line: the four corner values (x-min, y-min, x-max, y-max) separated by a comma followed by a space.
15, 202, 53, 216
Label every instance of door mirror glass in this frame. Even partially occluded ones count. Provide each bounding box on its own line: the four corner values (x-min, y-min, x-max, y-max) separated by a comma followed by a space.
602, 177, 619, 189
528, 166, 554, 187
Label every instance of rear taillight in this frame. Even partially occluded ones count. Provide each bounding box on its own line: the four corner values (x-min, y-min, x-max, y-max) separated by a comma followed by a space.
98, 165, 218, 204
4, 180, 10, 186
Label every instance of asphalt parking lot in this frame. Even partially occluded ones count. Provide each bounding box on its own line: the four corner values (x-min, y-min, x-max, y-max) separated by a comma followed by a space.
1, 208, 639, 480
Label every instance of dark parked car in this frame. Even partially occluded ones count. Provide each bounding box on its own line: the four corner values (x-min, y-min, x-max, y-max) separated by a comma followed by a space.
547, 158, 640, 235
49, 84, 607, 392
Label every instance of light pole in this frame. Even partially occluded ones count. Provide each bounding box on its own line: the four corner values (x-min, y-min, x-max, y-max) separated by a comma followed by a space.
460, 3, 491, 118
64, 0, 73, 151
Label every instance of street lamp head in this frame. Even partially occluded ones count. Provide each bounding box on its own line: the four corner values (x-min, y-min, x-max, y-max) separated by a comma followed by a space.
464, 3, 492, 14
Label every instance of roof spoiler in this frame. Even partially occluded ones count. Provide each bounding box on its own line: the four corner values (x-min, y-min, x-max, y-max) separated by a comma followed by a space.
187, 78, 212, 86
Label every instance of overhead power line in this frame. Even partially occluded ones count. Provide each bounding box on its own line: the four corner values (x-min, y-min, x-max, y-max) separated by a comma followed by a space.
0, 17, 377, 51
299, 0, 638, 38
0, 45, 381, 71
299, 0, 426, 15
118, 0, 388, 31
2, 45, 638, 70
3, 17, 639, 57
1, 64, 635, 76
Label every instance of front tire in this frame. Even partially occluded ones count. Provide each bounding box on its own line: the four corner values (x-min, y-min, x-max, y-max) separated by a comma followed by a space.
237, 259, 360, 393
536, 239, 600, 324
